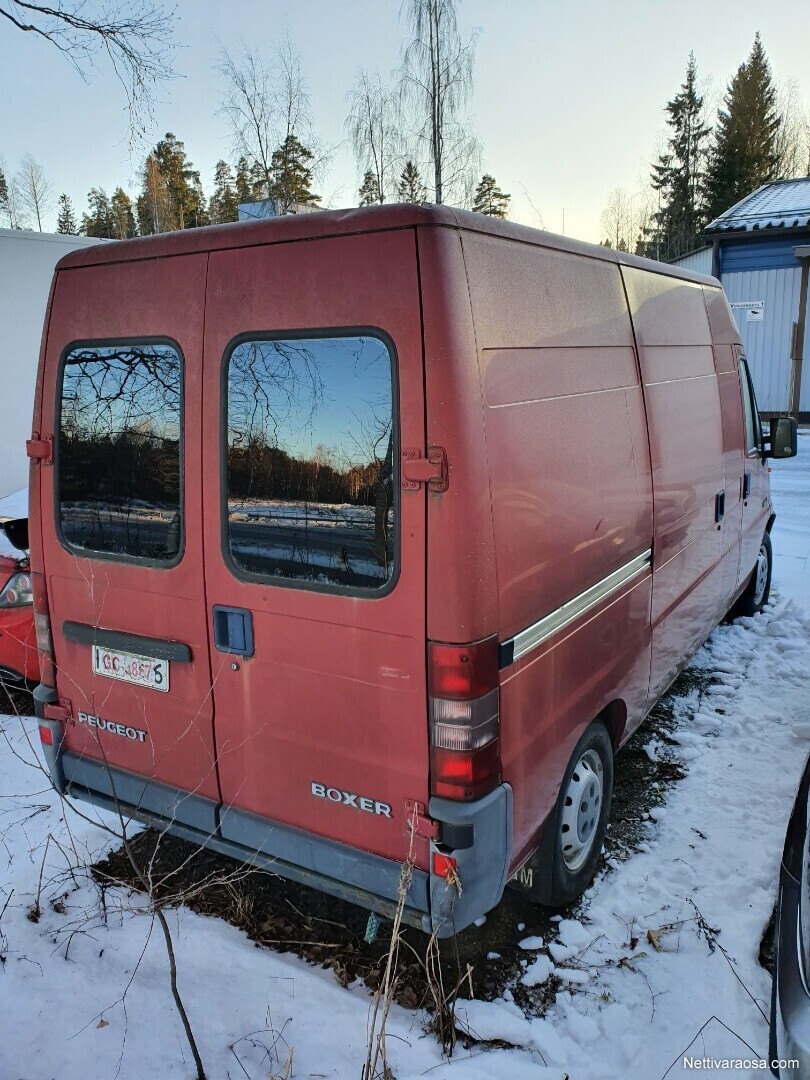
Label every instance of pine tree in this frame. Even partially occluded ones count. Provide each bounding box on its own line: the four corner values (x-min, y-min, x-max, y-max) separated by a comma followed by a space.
111, 187, 136, 238
234, 156, 267, 205
358, 169, 381, 206
152, 132, 207, 229
0, 166, 9, 226
235, 157, 252, 204
397, 160, 426, 203
56, 193, 78, 234
268, 134, 320, 214
81, 188, 115, 238
472, 174, 510, 217
137, 155, 172, 234
704, 33, 781, 222
647, 54, 711, 260
209, 160, 239, 223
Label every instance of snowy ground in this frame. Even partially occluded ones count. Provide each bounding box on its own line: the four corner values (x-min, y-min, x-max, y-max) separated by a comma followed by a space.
1, 446, 809, 1079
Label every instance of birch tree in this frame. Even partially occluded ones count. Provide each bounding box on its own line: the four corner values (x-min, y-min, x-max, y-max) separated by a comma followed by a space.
346, 69, 399, 204
16, 152, 53, 230
217, 34, 317, 204
399, 0, 480, 205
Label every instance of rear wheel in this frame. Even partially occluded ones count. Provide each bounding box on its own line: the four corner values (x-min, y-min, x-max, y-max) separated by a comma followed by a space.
513, 721, 614, 908
731, 531, 772, 619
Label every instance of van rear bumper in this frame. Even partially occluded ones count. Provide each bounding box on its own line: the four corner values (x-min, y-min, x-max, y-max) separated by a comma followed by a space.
38, 718, 512, 936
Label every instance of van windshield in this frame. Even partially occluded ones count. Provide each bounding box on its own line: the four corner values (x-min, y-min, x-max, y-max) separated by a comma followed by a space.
58, 342, 183, 562
225, 333, 395, 593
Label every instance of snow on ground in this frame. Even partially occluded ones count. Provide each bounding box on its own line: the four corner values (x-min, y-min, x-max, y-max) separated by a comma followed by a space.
1, 447, 809, 1079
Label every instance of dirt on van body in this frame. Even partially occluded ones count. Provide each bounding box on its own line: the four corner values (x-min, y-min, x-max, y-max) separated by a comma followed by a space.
3, 667, 706, 1017
90, 666, 710, 1020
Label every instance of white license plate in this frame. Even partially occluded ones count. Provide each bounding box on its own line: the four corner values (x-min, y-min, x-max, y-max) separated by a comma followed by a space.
92, 646, 169, 693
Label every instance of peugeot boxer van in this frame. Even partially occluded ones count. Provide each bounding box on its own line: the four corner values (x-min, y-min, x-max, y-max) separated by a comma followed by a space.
28, 205, 798, 936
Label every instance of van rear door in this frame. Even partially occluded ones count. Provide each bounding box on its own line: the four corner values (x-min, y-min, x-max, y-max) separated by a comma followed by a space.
40, 256, 220, 827
201, 230, 429, 868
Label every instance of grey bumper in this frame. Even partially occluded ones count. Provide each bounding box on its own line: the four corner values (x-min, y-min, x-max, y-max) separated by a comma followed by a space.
41, 715, 512, 937
426, 783, 513, 938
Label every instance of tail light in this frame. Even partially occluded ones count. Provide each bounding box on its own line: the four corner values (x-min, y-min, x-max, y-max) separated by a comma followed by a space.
0, 571, 33, 607
31, 571, 55, 685
429, 636, 501, 801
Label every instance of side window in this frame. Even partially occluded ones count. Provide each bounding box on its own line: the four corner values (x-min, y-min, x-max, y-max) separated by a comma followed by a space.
739, 357, 762, 455
59, 342, 183, 562
225, 334, 396, 593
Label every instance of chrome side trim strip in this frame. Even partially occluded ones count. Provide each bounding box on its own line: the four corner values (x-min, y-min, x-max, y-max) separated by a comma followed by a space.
502, 549, 652, 666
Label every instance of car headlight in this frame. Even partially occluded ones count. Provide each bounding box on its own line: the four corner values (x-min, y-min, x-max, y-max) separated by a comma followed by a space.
0, 572, 33, 608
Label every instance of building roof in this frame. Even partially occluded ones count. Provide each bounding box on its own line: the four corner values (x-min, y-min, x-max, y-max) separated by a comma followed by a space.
704, 178, 810, 234
55, 202, 717, 287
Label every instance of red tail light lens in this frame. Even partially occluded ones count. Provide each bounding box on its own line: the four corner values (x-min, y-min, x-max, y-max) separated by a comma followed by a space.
429, 636, 501, 802
429, 639, 500, 699
39, 725, 54, 746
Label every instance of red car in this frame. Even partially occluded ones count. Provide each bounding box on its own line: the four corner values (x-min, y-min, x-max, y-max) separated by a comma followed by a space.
0, 519, 37, 687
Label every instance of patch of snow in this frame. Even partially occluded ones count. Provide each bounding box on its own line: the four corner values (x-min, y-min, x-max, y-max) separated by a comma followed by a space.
518, 935, 545, 950
521, 953, 554, 987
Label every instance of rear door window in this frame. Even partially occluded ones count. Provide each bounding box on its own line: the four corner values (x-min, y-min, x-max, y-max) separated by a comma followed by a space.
58, 341, 183, 562
225, 333, 396, 593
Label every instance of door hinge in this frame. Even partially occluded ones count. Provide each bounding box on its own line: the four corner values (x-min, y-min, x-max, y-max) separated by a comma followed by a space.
26, 435, 53, 465
401, 447, 448, 493
404, 799, 441, 841
44, 700, 71, 724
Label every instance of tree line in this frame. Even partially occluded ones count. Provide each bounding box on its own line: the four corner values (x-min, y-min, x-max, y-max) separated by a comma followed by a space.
0, 0, 512, 239
601, 33, 810, 261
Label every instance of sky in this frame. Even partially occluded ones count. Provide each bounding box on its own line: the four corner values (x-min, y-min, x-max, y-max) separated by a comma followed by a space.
1, 0, 809, 242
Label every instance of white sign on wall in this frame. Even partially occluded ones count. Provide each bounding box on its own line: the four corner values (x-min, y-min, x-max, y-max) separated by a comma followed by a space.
730, 300, 764, 322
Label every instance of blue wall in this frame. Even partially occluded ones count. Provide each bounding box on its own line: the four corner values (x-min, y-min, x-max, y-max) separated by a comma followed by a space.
719, 233, 810, 273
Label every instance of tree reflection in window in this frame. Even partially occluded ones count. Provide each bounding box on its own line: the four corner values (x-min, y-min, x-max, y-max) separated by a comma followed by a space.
59, 343, 182, 560
226, 335, 395, 590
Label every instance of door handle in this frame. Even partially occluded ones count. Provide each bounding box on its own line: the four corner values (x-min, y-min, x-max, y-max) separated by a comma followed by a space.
714, 491, 725, 524
742, 472, 751, 501
213, 606, 254, 657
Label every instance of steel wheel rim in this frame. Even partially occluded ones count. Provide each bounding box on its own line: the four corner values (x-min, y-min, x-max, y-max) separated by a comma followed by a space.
753, 543, 769, 606
560, 748, 604, 872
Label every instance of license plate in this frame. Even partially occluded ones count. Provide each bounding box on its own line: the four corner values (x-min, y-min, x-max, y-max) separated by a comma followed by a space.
92, 645, 169, 693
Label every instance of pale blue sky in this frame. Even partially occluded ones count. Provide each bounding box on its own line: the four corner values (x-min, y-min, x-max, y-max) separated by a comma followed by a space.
2, 0, 808, 241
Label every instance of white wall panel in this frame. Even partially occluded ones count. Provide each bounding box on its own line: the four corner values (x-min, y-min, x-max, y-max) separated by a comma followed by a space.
0, 230, 103, 499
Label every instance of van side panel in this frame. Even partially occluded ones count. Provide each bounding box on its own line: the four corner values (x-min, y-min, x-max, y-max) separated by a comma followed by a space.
705, 288, 746, 611
623, 268, 726, 697
704, 284, 771, 592
417, 226, 499, 644
459, 234, 654, 867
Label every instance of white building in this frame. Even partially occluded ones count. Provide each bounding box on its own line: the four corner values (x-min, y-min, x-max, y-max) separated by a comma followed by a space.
0, 229, 105, 499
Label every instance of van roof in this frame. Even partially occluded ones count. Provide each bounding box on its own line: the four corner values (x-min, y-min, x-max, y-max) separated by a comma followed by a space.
55, 203, 718, 287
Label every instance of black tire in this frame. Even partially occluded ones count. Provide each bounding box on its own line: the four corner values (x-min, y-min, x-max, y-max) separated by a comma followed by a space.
513, 721, 614, 908
731, 531, 772, 619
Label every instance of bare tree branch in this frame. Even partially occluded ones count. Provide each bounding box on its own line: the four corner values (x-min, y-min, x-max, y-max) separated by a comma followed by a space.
0, 1, 178, 147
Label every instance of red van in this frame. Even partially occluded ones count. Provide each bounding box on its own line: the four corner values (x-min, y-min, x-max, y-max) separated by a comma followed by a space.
28, 206, 797, 935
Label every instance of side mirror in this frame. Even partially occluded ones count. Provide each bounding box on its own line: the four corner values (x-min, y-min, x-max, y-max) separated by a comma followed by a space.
0, 517, 29, 552
768, 416, 798, 459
